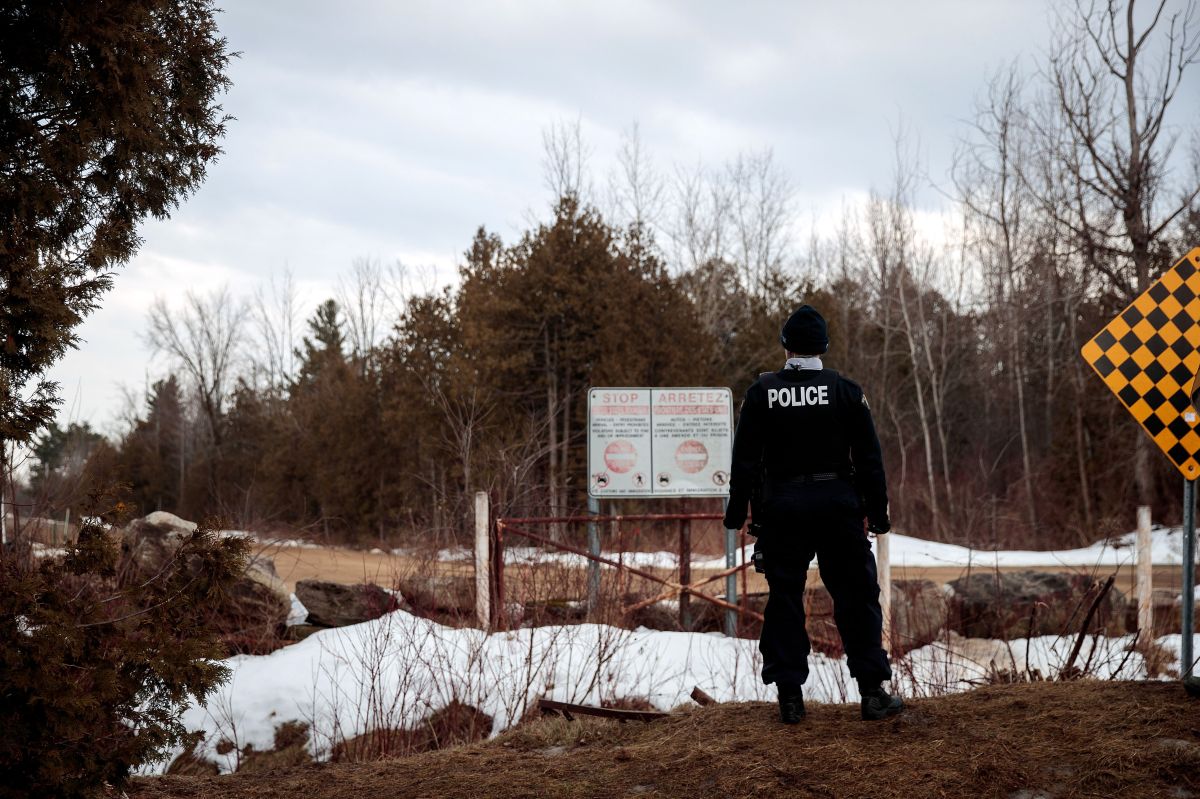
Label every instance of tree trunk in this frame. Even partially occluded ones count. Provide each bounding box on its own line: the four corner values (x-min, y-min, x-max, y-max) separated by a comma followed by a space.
544, 326, 560, 539
1014, 348, 1038, 532
561, 371, 572, 517
898, 276, 941, 535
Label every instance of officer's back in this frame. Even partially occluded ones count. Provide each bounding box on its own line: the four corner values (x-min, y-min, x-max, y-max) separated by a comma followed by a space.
728, 361, 887, 532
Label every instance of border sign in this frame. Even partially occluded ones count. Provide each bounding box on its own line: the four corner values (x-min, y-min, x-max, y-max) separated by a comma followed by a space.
1081, 247, 1200, 477
588, 387, 733, 498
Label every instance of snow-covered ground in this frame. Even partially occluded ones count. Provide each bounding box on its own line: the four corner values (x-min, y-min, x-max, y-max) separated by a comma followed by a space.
163, 606, 1194, 774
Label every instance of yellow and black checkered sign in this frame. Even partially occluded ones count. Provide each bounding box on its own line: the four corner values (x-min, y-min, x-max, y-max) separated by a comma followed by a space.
1081, 247, 1200, 477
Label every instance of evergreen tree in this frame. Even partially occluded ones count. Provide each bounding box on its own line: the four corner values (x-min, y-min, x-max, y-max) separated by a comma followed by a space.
294, 299, 347, 384
28, 421, 105, 503
1, 0, 232, 453
290, 300, 382, 536
116, 376, 187, 515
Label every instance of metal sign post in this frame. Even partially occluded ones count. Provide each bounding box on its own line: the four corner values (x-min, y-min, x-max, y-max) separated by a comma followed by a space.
586, 494, 601, 614
1082, 247, 1200, 682
1185, 479, 1197, 678
724, 528, 738, 636
723, 497, 737, 637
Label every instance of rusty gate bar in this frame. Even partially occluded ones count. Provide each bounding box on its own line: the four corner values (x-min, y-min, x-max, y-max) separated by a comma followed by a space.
496, 513, 723, 524
491, 517, 505, 629
494, 513, 761, 631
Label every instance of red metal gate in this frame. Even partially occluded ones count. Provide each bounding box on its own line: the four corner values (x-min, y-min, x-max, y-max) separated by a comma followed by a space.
491, 512, 763, 633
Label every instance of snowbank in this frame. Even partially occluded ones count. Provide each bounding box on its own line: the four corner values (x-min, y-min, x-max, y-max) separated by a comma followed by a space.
165, 607, 1192, 774
881, 525, 1183, 568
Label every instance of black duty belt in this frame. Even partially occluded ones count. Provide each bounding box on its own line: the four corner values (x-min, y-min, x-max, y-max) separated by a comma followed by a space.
776, 472, 846, 483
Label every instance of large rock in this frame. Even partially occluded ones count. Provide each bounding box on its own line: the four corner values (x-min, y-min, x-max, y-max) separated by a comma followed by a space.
121, 513, 193, 575
121, 513, 290, 652
295, 580, 406, 627
1125, 588, 1200, 636
948, 570, 1128, 639
395, 573, 476, 617
890, 579, 949, 653
141, 510, 198, 533
801, 580, 948, 656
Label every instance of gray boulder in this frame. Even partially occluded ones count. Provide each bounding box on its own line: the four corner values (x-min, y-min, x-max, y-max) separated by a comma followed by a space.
295, 580, 406, 628
801, 580, 948, 656
1125, 587, 1200, 636
121, 513, 290, 650
890, 579, 949, 653
394, 573, 476, 616
948, 570, 1128, 639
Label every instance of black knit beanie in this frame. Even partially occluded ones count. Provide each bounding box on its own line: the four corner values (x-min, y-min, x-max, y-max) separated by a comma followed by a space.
780, 305, 829, 354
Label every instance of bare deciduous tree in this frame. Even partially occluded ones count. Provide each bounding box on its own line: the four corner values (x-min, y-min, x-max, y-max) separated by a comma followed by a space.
146, 286, 248, 448
607, 122, 666, 238
542, 117, 592, 207
1040, 0, 1199, 505
251, 267, 300, 395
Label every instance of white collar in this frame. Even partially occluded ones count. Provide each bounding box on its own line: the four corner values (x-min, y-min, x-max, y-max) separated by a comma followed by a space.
785, 356, 823, 371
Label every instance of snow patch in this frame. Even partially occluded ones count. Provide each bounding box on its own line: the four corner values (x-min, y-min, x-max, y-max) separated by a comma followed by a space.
286, 594, 309, 627
159, 608, 1192, 774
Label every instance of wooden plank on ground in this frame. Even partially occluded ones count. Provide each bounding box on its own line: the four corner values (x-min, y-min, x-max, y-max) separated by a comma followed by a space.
537, 698, 667, 723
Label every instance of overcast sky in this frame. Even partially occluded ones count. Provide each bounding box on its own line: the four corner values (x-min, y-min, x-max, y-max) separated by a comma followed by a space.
45, 0, 1198, 433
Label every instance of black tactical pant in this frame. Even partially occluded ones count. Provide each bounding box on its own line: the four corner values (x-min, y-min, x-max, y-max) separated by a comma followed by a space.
757, 480, 891, 688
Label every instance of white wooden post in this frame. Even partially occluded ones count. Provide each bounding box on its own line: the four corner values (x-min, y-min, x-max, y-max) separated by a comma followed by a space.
1137, 505, 1152, 639
877, 532, 892, 652
474, 491, 491, 629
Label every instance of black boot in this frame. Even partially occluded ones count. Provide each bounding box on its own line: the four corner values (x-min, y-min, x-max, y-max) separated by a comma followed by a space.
777, 684, 805, 724
859, 683, 904, 721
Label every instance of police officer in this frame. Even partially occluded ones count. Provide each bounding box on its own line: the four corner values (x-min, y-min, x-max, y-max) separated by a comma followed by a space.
722, 305, 903, 723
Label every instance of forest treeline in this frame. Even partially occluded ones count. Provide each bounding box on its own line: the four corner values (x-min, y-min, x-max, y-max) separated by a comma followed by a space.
22, 1, 1200, 549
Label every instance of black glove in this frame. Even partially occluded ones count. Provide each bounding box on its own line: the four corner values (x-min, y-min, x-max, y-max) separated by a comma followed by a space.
723, 509, 746, 531
867, 518, 891, 536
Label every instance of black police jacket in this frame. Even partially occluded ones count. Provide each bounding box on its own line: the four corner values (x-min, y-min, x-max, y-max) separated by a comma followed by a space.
724, 367, 888, 530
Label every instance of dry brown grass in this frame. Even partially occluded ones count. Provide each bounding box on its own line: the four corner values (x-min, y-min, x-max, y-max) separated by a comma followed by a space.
132, 680, 1200, 799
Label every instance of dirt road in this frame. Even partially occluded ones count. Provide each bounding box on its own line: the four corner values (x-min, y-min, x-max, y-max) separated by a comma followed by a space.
259, 539, 1182, 598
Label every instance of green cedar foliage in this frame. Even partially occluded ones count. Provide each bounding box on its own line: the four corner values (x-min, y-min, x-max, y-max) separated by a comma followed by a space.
1, 0, 232, 446
0, 499, 249, 798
